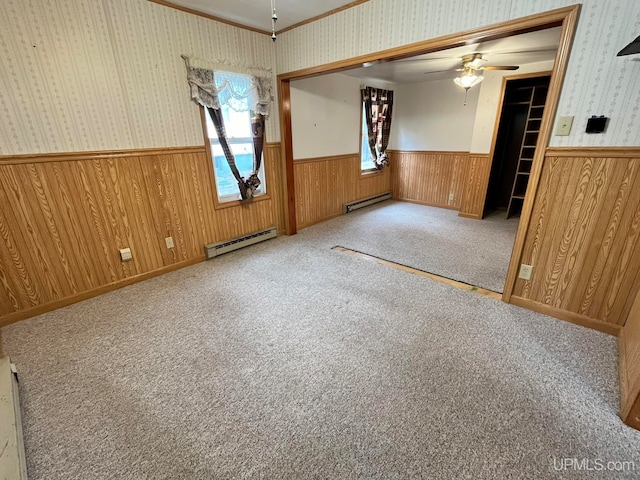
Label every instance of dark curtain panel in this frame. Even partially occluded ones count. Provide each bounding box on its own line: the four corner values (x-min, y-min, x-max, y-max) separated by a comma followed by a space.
246, 113, 265, 196
361, 86, 394, 170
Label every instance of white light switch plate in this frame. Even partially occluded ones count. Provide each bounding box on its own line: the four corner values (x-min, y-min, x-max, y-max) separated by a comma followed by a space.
555, 116, 574, 136
518, 264, 533, 281
165, 236, 174, 249
120, 248, 132, 262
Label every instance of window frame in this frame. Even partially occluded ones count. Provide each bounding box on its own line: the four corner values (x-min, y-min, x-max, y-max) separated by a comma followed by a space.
200, 106, 271, 210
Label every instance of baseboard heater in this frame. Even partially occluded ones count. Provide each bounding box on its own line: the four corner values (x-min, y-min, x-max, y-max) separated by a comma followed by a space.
0, 357, 28, 480
344, 192, 392, 214
205, 227, 277, 259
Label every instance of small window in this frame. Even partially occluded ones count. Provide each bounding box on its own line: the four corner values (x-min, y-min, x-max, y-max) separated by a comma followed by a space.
204, 101, 266, 203
360, 104, 377, 171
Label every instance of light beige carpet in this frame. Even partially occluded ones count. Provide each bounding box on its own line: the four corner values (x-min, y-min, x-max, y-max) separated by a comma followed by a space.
1, 203, 639, 479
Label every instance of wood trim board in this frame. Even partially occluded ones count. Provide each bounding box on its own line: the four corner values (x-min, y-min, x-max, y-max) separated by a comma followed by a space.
502, 6, 580, 302
147, 0, 371, 37
545, 147, 640, 158
278, 6, 576, 80
510, 296, 621, 336
619, 289, 640, 430
147, 0, 271, 35
0, 146, 206, 165
278, 1, 371, 34
333, 246, 502, 300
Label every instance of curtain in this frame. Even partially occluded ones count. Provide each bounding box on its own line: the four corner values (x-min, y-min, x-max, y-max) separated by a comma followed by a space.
182, 56, 273, 200
361, 86, 394, 170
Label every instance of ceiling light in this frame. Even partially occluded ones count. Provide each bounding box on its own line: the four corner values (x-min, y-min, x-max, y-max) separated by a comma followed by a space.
454, 67, 484, 89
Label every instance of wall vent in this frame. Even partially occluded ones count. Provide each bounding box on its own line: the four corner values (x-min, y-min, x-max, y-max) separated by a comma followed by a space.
205, 227, 277, 259
344, 192, 392, 214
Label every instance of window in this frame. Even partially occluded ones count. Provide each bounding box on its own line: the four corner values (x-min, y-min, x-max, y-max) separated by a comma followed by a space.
203, 77, 266, 203
360, 104, 377, 171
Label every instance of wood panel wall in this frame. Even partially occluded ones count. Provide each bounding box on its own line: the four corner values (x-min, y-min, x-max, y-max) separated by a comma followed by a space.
0, 143, 284, 325
293, 154, 392, 229
459, 154, 491, 219
389, 151, 468, 210
510, 148, 640, 333
620, 288, 640, 430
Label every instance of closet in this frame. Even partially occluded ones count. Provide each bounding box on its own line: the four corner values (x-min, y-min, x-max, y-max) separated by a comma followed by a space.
485, 74, 551, 218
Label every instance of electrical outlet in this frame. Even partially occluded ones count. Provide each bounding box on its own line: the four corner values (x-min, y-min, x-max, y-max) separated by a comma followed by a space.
120, 248, 132, 262
449, 193, 455, 202
518, 264, 533, 281
165, 236, 175, 249
555, 116, 574, 136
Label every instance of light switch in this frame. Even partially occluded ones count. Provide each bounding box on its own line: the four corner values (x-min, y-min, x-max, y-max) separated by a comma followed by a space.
555, 116, 574, 136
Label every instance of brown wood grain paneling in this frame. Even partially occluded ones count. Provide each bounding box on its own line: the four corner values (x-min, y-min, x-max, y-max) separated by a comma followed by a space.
620, 288, 640, 430
0, 144, 284, 325
389, 151, 468, 210
512, 151, 640, 328
459, 154, 491, 219
293, 154, 392, 229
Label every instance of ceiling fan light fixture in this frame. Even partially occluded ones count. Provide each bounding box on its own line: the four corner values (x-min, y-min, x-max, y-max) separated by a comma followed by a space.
454, 68, 484, 89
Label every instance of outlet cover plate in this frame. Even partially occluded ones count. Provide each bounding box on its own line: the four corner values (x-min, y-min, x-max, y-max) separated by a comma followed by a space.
519, 264, 533, 281
165, 236, 175, 249
555, 116, 574, 136
120, 248, 132, 262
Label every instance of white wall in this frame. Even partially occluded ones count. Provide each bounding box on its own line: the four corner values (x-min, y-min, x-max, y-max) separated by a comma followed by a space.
290, 73, 360, 159
0, 0, 278, 155
278, 0, 640, 148
389, 78, 480, 152
290, 73, 393, 159
470, 60, 555, 153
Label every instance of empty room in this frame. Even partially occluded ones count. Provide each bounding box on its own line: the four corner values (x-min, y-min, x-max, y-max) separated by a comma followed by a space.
1, 0, 640, 479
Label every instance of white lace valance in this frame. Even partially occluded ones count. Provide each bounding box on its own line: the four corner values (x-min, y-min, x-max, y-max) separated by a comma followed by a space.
182, 55, 273, 116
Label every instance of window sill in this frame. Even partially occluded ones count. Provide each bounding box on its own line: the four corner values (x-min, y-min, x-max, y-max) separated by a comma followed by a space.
360, 168, 384, 178
213, 193, 271, 210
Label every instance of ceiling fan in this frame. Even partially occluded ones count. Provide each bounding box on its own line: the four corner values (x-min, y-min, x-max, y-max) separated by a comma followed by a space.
453, 53, 519, 91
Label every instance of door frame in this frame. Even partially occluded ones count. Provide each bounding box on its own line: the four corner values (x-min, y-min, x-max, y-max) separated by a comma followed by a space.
277, 5, 580, 301
484, 70, 553, 216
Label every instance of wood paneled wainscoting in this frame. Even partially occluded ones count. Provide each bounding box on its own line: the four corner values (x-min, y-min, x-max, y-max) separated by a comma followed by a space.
509, 148, 640, 335
0, 143, 285, 325
294, 154, 392, 229
620, 288, 640, 430
388, 150, 490, 217
389, 151, 467, 210
459, 154, 492, 219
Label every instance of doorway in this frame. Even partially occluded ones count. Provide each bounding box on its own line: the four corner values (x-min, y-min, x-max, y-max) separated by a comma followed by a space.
486, 73, 551, 219
278, 6, 580, 301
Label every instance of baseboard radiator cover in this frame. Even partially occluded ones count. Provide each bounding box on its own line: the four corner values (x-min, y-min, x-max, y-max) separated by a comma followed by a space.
0, 357, 28, 480
344, 192, 392, 214
205, 227, 277, 259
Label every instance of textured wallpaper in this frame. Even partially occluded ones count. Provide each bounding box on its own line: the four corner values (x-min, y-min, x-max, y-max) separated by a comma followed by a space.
2, 0, 639, 154
0, 0, 278, 154
277, 0, 640, 147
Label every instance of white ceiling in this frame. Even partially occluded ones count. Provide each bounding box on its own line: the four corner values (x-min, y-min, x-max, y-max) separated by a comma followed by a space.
163, 0, 362, 31
342, 27, 562, 85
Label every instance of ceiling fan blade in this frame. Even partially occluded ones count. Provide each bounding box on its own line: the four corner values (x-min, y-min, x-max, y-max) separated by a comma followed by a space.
423, 69, 457, 75
482, 65, 519, 71
396, 55, 459, 63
